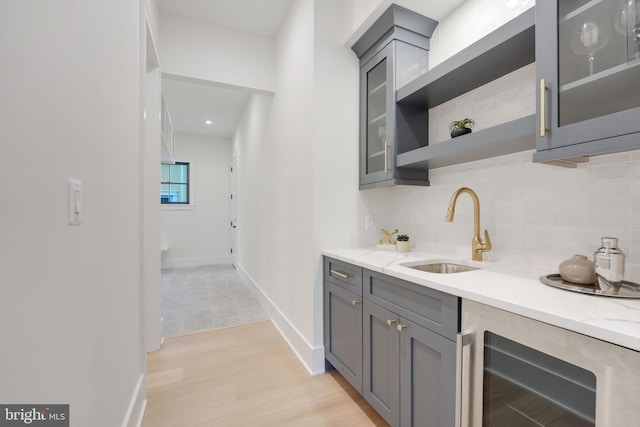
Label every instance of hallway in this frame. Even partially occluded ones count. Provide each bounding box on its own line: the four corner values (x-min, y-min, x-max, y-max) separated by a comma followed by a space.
142, 321, 387, 427
161, 264, 268, 336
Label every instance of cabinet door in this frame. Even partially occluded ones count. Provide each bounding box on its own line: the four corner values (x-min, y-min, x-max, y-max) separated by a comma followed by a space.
363, 301, 400, 427
399, 317, 456, 427
536, 0, 640, 159
360, 43, 395, 188
324, 283, 363, 393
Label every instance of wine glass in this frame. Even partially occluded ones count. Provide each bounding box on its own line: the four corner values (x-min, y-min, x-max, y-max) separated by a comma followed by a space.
571, 19, 612, 75
614, 0, 636, 35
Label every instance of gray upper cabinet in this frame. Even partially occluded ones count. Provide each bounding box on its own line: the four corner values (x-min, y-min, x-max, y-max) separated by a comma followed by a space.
534, 0, 640, 164
353, 5, 438, 189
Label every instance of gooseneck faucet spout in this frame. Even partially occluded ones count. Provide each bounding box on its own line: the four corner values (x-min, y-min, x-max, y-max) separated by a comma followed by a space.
446, 187, 492, 261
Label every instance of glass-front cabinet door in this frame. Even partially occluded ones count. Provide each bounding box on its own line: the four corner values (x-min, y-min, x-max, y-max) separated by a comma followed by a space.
535, 0, 640, 161
360, 44, 394, 187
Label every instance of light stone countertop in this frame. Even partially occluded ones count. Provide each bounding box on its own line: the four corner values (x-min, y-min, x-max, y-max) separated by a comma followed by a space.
322, 248, 640, 352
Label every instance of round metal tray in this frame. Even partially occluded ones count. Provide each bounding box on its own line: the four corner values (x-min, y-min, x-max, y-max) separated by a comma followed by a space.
540, 274, 640, 298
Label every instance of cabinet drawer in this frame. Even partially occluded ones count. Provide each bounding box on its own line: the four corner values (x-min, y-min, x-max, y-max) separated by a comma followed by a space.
364, 270, 459, 340
324, 257, 363, 296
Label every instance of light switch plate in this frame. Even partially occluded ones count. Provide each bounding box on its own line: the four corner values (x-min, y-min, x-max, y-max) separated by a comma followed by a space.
365, 215, 376, 231
68, 178, 82, 225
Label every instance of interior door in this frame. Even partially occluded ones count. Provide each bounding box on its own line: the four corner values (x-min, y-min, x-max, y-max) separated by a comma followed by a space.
230, 158, 237, 265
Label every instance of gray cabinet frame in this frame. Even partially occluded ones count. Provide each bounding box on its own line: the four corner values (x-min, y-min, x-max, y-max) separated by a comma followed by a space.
359, 43, 396, 188
323, 257, 363, 393
363, 301, 400, 425
363, 269, 459, 427
354, 4, 436, 190
323, 258, 460, 427
534, 0, 640, 163
324, 282, 363, 393
400, 317, 456, 427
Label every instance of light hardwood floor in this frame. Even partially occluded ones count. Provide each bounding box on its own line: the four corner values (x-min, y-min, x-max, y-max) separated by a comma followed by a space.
142, 321, 388, 427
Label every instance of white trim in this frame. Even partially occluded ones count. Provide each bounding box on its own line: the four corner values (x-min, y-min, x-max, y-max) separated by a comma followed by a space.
161, 255, 234, 269
121, 374, 146, 427
235, 263, 325, 375
160, 204, 197, 211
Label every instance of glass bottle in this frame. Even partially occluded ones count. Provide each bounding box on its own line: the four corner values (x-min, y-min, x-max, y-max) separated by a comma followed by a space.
594, 237, 625, 289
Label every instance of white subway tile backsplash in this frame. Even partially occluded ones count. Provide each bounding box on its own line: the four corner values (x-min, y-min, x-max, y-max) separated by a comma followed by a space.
386, 149, 640, 282
588, 162, 632, 181
632, 161, 640, 179
588, 212, 632, 231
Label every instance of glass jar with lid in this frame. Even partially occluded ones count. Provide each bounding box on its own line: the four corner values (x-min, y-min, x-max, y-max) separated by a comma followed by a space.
594, 237, 625, 290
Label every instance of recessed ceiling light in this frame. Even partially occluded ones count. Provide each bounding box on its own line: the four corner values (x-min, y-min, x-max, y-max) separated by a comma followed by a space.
205, 120, 212, 125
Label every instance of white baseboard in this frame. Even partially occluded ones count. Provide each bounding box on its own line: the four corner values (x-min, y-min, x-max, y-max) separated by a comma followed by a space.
122, 373, 146, 427
235, 264, 325, 376
162, 255, 234, 269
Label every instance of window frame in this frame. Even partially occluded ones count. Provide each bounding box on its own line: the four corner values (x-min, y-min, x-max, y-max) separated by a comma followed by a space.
161, 161, 190, 205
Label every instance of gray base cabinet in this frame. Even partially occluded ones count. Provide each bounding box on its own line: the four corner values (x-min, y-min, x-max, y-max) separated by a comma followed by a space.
323, 257, 363, 393
363, 270, 458, 427
323, 257, 460, 427
399, 317, 456, 427
324, 282, 363, 393
363, 301, 400, 424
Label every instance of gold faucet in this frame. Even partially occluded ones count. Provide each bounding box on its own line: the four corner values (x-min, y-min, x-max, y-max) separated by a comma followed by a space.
379, 229, 398, 245
446, 187, 492, 261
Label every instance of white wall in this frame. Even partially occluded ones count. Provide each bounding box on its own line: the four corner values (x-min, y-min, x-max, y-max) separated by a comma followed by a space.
0, 2, 145, 427
143, 2, 163, 354
233, 0, 317, 370
232, 0, 384, 373
161, 134, 232, 268
428, 0, 535, 67
159, 12, 276, 94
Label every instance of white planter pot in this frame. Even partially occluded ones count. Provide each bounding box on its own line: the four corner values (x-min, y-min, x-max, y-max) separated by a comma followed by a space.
396, 241, 410, 252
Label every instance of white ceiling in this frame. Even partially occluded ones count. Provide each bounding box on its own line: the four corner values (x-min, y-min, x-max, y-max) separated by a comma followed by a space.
161, 78, 251, 139
157, 0, 295, 38
157, 0, 295, 138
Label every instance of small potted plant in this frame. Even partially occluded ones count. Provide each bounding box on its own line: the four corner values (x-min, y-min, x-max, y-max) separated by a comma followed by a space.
396, 234, 410, 253
449, 118, 475, 138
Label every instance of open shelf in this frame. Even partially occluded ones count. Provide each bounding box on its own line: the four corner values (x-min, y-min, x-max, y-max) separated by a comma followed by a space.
392, 8, 536, 173
396, 8, 535, 108
396, 115, 536, 169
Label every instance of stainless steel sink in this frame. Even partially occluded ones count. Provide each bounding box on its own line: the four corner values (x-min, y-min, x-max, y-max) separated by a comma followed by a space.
406, 262, 479, 274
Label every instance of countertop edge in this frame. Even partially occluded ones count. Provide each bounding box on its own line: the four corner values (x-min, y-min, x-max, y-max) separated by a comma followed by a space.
322, 249, 640, 353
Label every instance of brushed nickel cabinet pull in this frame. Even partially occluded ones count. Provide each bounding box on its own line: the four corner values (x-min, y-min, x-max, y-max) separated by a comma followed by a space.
540, 79, 548, 137
330, 269, 349, 279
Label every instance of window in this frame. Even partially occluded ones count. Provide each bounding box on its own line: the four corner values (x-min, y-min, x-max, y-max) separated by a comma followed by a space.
161, 162, 190, 204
